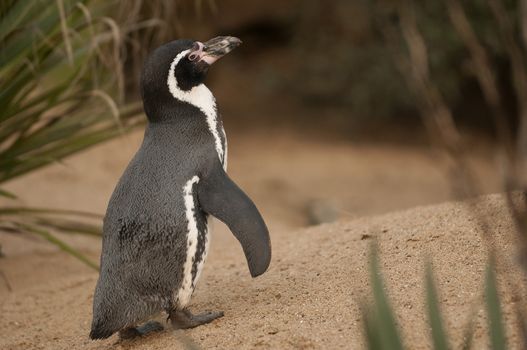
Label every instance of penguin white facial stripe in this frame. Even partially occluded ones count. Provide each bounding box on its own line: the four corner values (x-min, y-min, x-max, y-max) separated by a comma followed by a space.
177, 175, 201, 307
167, 51, 225, 168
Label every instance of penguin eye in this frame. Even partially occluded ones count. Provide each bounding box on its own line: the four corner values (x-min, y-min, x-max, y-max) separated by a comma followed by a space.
187, 42, 204, 62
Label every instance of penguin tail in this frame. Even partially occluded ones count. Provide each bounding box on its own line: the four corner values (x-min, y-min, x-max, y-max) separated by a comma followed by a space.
90, 304, 121, 340
90, 275, 125, 340
89, 321, 115, 340
90, 297, 143, 339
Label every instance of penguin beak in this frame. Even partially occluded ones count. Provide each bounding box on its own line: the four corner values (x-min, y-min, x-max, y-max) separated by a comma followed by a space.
188, 36, 242, 65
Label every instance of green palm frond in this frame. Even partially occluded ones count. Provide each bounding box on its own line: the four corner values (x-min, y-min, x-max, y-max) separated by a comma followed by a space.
0, 1, 145, 184
0, 0, 215, 272
0, 0, 147, 268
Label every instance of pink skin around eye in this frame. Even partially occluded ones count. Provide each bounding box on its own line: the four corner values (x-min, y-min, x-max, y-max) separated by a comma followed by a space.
188, 42, 219, 65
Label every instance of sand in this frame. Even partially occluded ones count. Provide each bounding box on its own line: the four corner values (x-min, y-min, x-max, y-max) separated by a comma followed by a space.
1, 129, 524, 349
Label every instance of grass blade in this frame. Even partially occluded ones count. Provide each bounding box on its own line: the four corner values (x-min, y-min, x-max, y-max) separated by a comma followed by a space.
0, 207, 102, 218
0, 189, 17, 199
461, 310, 476, 350
515, 307, 527, 349
361, 303, 383, 350
32, 217, 102, 236
485, 257, 507, 350
425, 262, 450, 350
56, 0, 74, 65
0, 0, 38, 42
369, 242, 404, 350
17, 222, 99, 271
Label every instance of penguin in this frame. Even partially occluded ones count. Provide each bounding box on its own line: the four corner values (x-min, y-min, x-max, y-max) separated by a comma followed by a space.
90, 36, 271, 340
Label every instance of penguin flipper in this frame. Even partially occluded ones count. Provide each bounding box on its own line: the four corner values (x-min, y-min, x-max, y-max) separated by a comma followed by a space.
198, 160, 271, 277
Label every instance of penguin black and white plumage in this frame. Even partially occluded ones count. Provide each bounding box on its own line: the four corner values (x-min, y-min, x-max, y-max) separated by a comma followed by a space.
89, 36, 271, 340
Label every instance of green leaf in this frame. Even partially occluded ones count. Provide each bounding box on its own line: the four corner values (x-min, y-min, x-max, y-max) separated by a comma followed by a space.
425, 262, 450, 350
514, 307, 527, 349
0, 0, 41, 42
0, 206, 102, 218
0, 107, 142, 183
367, 242, 405, 350
0, 2, 61, 75
32, 217, 102, 236
485, 257, 507, 350
17, 222, 99, 270
361, 303, 383, 350
461, 310, 476, 350
0, 188, 17, 199
0, 0, 158, 274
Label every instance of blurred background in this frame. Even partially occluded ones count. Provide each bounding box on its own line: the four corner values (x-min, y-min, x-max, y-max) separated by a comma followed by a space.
4, 2, 527, 348
0, 0, 523, 282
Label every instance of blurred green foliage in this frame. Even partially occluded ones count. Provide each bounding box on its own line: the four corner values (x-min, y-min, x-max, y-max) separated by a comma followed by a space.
363, 244, 514, 349
0, 0, 216, 268
0, 0, 144, 185
291, 0, 519, 120
0, 0, 147, 268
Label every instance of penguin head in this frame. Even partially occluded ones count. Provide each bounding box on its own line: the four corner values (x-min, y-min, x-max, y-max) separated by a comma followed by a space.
141, 36, 242, 99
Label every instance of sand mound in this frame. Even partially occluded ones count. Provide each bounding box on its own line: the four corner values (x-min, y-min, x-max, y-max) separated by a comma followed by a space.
1, 194, 525, 349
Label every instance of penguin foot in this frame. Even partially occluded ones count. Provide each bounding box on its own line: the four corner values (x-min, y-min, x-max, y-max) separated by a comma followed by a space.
118, 321, 164, 340
169, 309, 224, 329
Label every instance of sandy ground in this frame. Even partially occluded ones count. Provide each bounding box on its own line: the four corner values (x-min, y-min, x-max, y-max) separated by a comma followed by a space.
1, 128, 524, 349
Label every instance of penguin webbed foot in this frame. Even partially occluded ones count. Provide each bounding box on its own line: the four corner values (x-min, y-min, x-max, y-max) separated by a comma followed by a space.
118, 321, 164, 340
169, 308, 224, 329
